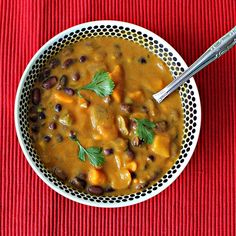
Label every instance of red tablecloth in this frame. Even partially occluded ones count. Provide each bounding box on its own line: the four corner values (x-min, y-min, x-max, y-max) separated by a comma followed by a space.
1, 0, 235, 235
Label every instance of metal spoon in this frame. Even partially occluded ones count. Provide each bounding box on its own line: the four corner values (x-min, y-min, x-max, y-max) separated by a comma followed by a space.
153, 26, 236, 103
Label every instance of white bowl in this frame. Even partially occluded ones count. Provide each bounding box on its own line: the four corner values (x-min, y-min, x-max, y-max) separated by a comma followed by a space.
15, 20, 201, 207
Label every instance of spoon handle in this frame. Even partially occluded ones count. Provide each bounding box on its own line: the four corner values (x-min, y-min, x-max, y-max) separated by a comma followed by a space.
153, 26, 236, 103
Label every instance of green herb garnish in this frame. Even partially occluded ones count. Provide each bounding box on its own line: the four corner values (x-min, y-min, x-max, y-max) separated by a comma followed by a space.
70, 134, 105, 167
133, 118, 156, 144
77, 71, 115, 97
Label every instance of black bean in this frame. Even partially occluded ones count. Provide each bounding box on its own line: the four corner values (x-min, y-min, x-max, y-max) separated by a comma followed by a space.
55, 104, 62, 112
64, 88, 75, 96
130, 172, 137, 179
42, 76, 58, 89
155, 121, 168, 132
136, 182, 148, 190
126, 149, 135, 159
38, 112, 46, 120
150, 170, 163, 182
78, 173, 87, 180
79, 55, 87, 63
43, 68, 51, 77
44, 135, 51, 142
59, 75, 68, 88
53, 167, 68, 181
49, 122, 57, 130
138, 57, 147, 64
57, 75, 68, 90
70, 179, 81, 189
77, 177, 86, 188
31, 126, 39, 133
31, 88, 41, 105
141, 105, 148, 113
49, 58, 60, 69
62, 58, 75, 68
147, 155, 155, 162
56, 134, 63, 143
136, 184, 143, 190
60, 75, 68, 86
29, 114, 38, 122
105, 186, 115, 193
120, 103, 132, 113
69, 130, 76, 140
103, 148, 114, 156
72, 72, 80, 81
87, 185, 104, 195
70, 177, 86, 189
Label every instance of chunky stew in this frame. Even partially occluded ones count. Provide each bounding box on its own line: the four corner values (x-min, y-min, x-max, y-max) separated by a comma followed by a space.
29, 37, 183, 196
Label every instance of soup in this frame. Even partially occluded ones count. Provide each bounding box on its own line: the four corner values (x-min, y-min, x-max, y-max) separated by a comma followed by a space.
29, 37, 183, 196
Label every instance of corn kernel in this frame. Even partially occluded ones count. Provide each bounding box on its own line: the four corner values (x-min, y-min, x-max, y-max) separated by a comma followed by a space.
88, 168, 106, 185
126, 161, 137, 172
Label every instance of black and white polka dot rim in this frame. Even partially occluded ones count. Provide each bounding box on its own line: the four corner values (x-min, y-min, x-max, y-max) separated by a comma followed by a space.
15, 21, 201, 208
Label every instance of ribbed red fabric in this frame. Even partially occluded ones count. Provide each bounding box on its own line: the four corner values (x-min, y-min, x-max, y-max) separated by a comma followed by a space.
0, 0, 235, 235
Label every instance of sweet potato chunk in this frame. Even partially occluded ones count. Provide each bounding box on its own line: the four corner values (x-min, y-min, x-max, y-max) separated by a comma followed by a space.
151, 135, 171, 158
109, 65, 124, 103
88, 168, 107, 186
143, 79, 165, 92
127, 90, 144, 103
54, 91, 74, 104
126, 161, 137, 172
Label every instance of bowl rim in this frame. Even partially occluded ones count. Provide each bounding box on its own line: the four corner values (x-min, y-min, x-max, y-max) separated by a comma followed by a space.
14, 20, 201, 208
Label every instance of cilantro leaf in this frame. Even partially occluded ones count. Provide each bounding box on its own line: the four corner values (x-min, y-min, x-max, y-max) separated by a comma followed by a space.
86, 147, 104, 167
70, 134, 105, 167
78, 146, 86, 161
77, 71, 115, 97
134, 118, 156, 144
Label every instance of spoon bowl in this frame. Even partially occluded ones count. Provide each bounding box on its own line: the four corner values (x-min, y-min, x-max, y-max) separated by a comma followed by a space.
153, 26, 236, 103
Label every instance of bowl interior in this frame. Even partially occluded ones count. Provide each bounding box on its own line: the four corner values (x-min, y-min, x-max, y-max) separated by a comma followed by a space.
15, 21, 201, 207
